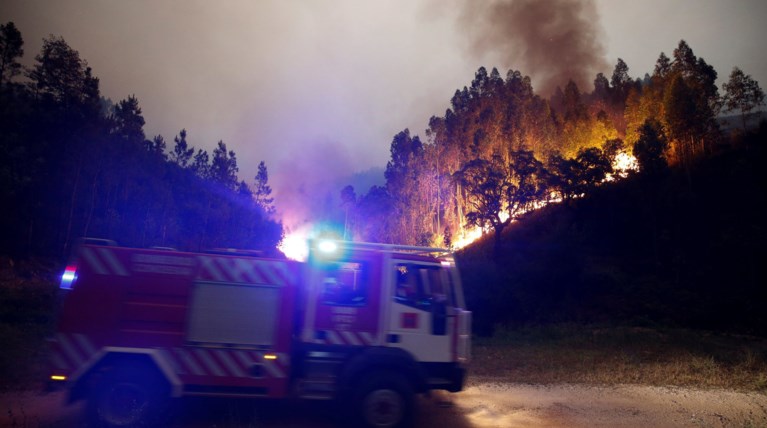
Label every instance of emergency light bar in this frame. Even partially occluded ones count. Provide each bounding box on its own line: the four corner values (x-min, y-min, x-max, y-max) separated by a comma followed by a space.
310, 239, 453, 257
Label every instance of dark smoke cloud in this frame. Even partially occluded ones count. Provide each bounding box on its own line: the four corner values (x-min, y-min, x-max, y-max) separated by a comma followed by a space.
458, 0, 609, 96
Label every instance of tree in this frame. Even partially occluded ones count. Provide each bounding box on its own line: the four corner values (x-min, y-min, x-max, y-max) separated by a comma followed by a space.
210, 141, 238, 189
191, 149, 210, 179
170, 129, 194, 167
340, 185, 356, 239
145, 135, 167, 159
563, 79, 587, 122
653, 52, 671, 79
457, 156, 511, 253
633, 118, 668, 175
548, 154, 580, 202
253, 161, 275, 214
385, 129, 429, 244
571, 147, 612, 195
0, 21, 23, 94
663, 75, 698, 163
610, 58, 632, 104
110, 95, 145, 144
28, 35, 100, 110
664, 40, 719, 161
593, 72, 610, 101
722, 67, 765, 131
457, 151, 547, 256
355, 185, 395, 243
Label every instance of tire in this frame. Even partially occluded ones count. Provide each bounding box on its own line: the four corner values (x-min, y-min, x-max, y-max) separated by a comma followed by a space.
87, 364, 170, 427
354, 371, 414, 428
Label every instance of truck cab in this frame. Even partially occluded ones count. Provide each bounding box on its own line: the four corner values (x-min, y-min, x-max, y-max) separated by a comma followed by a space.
298, 240, 471, 424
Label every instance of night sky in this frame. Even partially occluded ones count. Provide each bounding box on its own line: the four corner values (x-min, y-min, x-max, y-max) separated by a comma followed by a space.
4, 0, 766, 226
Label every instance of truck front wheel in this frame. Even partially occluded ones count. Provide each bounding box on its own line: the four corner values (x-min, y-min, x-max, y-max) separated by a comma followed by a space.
87, 365, 169, 427
354, 371, 414, 428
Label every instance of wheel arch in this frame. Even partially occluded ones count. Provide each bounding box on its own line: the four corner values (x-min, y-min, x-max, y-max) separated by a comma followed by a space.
337, 346, 426, 394
69, 347, 182, 403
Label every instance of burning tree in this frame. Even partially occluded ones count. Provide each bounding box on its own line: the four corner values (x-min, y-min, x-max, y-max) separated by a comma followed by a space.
457, 150, 547, 256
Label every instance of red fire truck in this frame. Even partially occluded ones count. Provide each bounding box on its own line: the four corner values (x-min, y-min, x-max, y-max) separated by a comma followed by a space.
49, 239, 471, 427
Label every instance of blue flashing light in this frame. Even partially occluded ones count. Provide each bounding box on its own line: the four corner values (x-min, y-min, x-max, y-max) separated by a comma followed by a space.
60, 266, 77, 290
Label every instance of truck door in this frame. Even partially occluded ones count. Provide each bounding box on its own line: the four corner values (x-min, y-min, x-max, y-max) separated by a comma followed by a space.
303, 251, 382, 347
387, 261, 456, 362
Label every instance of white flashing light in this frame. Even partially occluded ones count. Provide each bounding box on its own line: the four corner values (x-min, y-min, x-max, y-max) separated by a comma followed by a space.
318, 240, 338, 253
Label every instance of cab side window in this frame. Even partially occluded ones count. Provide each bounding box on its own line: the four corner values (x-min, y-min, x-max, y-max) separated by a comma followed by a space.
394, 263, 432, 310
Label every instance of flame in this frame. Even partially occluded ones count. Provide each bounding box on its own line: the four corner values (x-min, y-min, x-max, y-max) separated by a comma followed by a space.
280, 153, 636, 255
452, 227, 484, 250
607, 151, 639, 181
279, 228, 309, 261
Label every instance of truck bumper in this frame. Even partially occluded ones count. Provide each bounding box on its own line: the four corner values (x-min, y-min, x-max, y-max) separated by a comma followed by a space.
422, 362, 467, 393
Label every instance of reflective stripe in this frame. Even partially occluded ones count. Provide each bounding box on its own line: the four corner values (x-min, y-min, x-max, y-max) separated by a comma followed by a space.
198, 256, 226, 282
359, 332, 375, 345
215, 349, 246, 378
175, 348, 204, 376
255, 260, 282, 286
341, 331, 361, 346
74, 333, 97, 355
57, 333, 85, 367
157, 349, 183, 375
195, 348, 225, 377
325, 330, 343, 345
231, 258, 254, 283
97, 248, 128, 276
81, 247, 108, 275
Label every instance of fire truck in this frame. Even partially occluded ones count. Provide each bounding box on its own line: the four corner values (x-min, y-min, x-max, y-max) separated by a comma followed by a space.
49, 238, 471, 427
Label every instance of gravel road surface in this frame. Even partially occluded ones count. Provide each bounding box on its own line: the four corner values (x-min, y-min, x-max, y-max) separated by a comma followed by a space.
3, 380, 766, 427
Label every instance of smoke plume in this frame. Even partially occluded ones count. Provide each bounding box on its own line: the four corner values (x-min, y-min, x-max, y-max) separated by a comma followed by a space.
458, 0, 609, 96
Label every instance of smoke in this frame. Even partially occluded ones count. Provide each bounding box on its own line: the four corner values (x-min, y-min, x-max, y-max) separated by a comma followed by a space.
270, 141, 350, 231
457, 0, 609, 96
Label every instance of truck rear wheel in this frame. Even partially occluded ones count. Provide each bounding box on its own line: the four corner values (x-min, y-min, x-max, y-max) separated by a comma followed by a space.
354, 371, 414, 428
87, 365, 169, 427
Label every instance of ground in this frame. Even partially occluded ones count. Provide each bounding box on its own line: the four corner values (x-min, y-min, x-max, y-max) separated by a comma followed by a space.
3, 380, 766, 427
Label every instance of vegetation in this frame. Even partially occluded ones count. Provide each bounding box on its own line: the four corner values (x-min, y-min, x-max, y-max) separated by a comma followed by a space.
2, 20, 767, 394
471, 325, 767, 392
0, 257, 57, 391
458, 129, 767, 336
341, 40, 761, 256
0, 24, 282, 259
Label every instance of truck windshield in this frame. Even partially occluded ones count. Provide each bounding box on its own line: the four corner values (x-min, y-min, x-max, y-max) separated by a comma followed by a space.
320, 261, 368, 306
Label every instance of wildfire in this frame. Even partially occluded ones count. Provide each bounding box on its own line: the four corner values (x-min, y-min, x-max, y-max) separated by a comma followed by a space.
281, 154, 638, 255
279, 228, 309, 261
452, 227, 484, 250
607, 151, 639, 181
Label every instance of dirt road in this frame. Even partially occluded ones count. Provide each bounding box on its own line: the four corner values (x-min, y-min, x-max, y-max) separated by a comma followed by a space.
3, 380, 766, 427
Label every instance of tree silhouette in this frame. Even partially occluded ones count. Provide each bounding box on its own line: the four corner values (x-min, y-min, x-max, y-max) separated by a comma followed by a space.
722, 67, 765, 131
0, 22, 23, 94
633, 118, 668, 175
110, 95, 145, 144
254, 161, 275, 214
170, 129, 194, 167
210, 140, 238, 189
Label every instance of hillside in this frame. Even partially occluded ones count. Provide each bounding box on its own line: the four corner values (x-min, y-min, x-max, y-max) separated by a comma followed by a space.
457, 129, 767, 336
